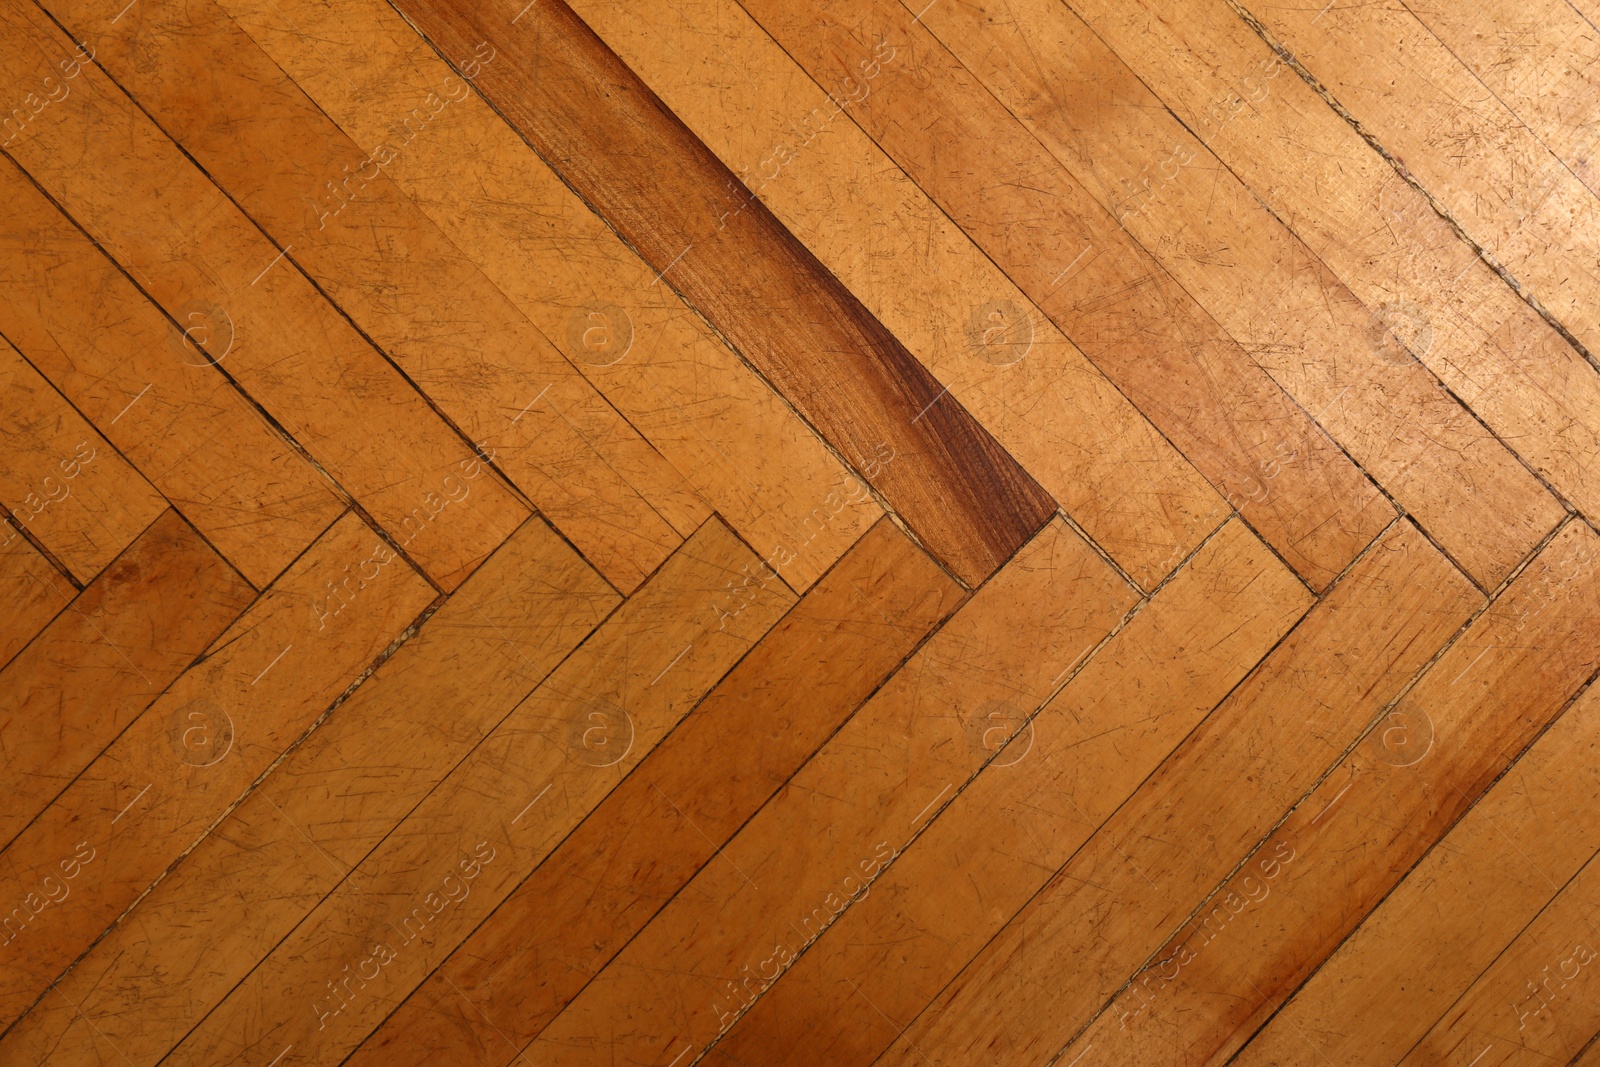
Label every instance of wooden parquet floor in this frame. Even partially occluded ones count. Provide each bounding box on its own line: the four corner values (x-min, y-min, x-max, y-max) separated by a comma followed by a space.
3, 0, 1600, 1062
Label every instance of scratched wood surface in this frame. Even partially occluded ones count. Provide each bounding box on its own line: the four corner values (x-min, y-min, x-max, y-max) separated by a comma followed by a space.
1, 0, 1598, 1063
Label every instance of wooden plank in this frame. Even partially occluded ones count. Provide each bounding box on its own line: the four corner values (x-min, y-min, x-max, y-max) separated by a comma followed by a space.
0, 520, 72, 671
0, 513, 619, 1066
0, 510, 436, 1029
0, 508, 255, 849
1236, 681, 1600, 1066
1577, 1035, 1600, 1067
342, 517, 964, 1067
732, 0, 1392, 591
705, 517, 1310, 1067
1400, 848, 1600, 1067
912, 0, 1566, 590
1056, 518, 1600, 1067
212, 0, 883, 594
510, 517, 1138, 1067
0, 155, 345, 590
1066, 0, 1600, 551
0, 0, 528, 591
392, 0, 1068, 588
1245, 0, 1600, 358
542, 0, 1225, 591
41, 0, 710, 593
0, 336, 165, 583
159, 516, 797, 1067
874, 518, 1481, 1067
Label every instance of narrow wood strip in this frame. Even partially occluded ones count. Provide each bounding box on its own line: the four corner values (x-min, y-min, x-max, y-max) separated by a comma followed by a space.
0, 513, 619, 1065
0, 0, 529, 590
515, 518, 1137, 1067
1244, 0, 1600, 358
1401, 846, 1600, 1066
1066, 0, 1600, 547
914, 0, 1565, 590
705, 518, 1308, 1067
212, 0, 883, 594
0, 335, 165, 583
535, 0, 1231, 590
160, 517, 796, 1067
343, 517, 964, 1067
0, 510, 436, 1029
731, 0, 1392, 591
0, 518, 72, 671
40, 0, 709, 592
1057, 518, 1600, 1067
1236, 681, 1600, 1066
874, 519, 1480, 1067
0, 154, 344, 590
0, 508, 254, 849
390, 0, 1062, 587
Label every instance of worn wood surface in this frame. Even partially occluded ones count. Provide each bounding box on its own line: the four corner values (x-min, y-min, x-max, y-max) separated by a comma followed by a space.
2, 0, 1597, 1061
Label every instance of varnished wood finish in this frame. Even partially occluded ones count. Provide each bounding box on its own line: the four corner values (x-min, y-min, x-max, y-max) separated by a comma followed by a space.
2, 0, 1597, 1062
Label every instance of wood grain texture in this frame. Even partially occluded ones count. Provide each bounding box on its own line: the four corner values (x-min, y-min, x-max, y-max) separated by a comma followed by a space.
1067, 0, 1600, 545
213, 0, 884, 594
0, 0, 528, 590
0, 508, 254, 849
0, 509, 436, 1030
913, 0, 1565, 590
0, 513, 618, 1066
875, 519, 1480, 1067
733, 0, 1392, 592
705, 517, 1309, 1067
0, 335, 165, 582
1058, 518, 1600, 1067
343, 517, 964, 1067
0, 518, 72, 671
554, 0, 1232, 591
1244, 0, 1600, 358
1235, 681, 1600, 1066
517, 518, 1137, 1067
390, 0, 1062, 588
40, 0, 712, 593
160, 517, 795, 1067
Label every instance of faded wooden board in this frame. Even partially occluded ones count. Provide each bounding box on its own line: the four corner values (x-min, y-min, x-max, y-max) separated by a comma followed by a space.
914, 0, 1565, 590
0, 155, 344, 589
875, 519, 1480, 1067
544, 0, 1232, 591
160, 517, 795, 1067
1068, 0, 1600, 549
0, 336, 165, 582
0, 511, 436, 1029
706, 518, 1309, 1067
215, 0, 882, 594
43, 0, 709, 592
1247, 0, 1600, 357
514, 518, 1138, 1067
1057, 519, 1600, 1066
0, 514, 618, 1065
0, 0, 528, 590
0, 509, 254, 849
343, 517, 964, 1066
1400, 848, 1600, 1066
392, 0, 1065, 588
734, 0, 1392, 591
0, 521, 72, 671
1236, 681, 1600, 1066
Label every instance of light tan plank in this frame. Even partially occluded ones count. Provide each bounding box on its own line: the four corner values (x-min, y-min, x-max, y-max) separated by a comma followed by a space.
0, 513, 618, 1065
0, 155, 345, 589
161, 517, 796, 1067
0, 510, 436, 1029
0, 0, 528, 590
215, 0, 882, 593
